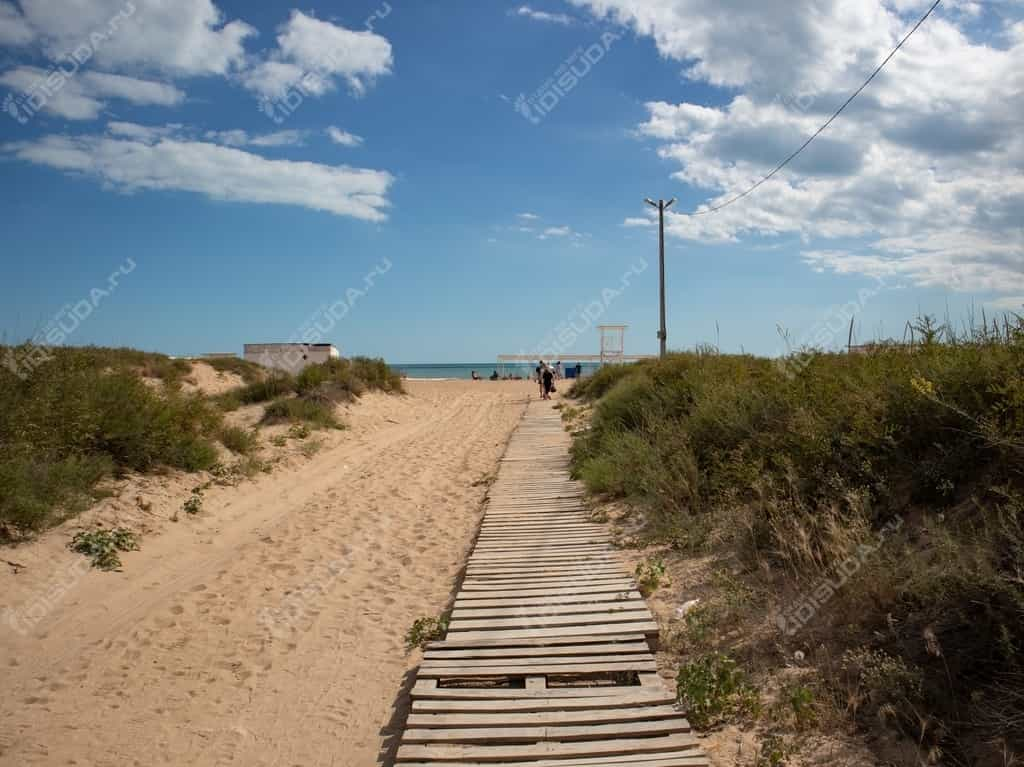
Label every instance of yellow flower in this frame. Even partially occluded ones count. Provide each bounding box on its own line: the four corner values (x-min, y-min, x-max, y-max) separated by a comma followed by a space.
910, 375, 935, 397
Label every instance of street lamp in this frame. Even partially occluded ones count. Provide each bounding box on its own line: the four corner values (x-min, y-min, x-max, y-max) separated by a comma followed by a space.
645, 197, 675, 358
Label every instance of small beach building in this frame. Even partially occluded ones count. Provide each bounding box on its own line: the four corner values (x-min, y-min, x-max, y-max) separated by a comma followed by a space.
243, 343, 340, 374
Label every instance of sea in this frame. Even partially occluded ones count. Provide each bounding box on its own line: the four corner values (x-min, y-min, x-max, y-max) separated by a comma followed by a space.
392, 362, 604, 380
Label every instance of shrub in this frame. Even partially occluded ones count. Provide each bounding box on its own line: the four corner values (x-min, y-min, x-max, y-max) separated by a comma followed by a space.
68, 527, 139, 570
0, 346, 223, 536
202, 356, 265, 383
570, 362, 639, 401
220, 425, 259, 455
676, 652, 760, 729
569, 317, 1024, 757
261, 397, 341, 429
296, 356, 404, 401
223, 374, 297, 406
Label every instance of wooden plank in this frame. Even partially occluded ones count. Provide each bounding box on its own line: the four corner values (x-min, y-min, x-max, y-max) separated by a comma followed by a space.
396, 734, 701, 762
409, 684, 661, 702
410, 693, 676, 712
401, 718, 690, 743
451, 603, 645, 621
396, 756, 708, 767
419, 661, 656, 678
421, 655, 656, 672
424, 641, 650, 659
453, 591, 643, 609
455, 583, 636, 598
445, 621, 659, 641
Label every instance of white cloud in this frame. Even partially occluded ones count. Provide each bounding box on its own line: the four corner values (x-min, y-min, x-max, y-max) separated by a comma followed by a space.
537, 225, 590, 245
517, 212, 540, 220
623, 216, 655, 227
326, 126, 363, 147
514, 5, 574, 25
0, 65, 184, 120
241, 10, 393, 99
571, 0, 1024, 297
203, 128, 307, 147
0, 1, 35, 46
4, 128, 394, 222
540, 225, 572, 237
17, 0, 255, 76
107, 120, 180, 141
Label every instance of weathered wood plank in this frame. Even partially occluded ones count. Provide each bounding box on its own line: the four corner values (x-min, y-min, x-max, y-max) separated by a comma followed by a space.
396, 733, 702, 762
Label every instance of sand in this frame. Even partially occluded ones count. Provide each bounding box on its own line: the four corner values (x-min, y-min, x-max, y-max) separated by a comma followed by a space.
0, 379, 531, 767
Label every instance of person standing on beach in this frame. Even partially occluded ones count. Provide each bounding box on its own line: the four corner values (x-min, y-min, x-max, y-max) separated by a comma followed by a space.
536, 362, 544, 397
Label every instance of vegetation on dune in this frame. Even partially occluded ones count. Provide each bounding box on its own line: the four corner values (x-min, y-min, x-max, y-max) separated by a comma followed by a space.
201, 355, 265, 383
261, 397, 341, 429
0, 346, 224, 537
569, 316, 1024, 762
0, 346, 404, 538
258, 357, 404, 428
295, 355, 404, 399
215, 373, 296, 411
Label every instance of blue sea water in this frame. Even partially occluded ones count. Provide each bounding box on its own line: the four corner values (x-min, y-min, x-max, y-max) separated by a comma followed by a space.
392, 362, 604, 380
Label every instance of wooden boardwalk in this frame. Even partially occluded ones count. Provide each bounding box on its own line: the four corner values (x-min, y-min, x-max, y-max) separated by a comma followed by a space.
395, 401, 708, 766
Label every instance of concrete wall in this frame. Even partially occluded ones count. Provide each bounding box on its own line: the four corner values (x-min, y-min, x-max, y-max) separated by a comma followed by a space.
243, 344, 340, 374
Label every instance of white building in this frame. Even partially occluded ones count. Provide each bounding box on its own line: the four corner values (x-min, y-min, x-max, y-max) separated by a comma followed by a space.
243, 343, 340, 374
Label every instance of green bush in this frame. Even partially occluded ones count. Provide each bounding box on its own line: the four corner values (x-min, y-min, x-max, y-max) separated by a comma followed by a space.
569, 316, 1024, 755
220, 425, 259, 455
296, 356, 404, 400
261, 397, 341, 429
569, 362, 638, 401
676, 652, 760, 729
202, 356, 265, 383
222, 374, 297, 407
0, 346, 223, 536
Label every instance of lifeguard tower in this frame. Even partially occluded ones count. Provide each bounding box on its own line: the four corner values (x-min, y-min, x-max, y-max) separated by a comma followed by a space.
598, 325, 627, 366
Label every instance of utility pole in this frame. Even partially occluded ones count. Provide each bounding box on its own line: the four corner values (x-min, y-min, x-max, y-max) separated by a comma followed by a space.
644, 197, 675, 358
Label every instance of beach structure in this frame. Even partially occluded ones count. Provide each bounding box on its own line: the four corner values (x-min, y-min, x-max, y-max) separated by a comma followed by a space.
243, 343, 339, 374
395, 402, 708, 765
598, 324, 627, 365
496, 324, 653, 377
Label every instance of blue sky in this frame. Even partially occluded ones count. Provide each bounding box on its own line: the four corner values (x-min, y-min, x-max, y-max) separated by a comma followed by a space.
1, 0, 1021, 362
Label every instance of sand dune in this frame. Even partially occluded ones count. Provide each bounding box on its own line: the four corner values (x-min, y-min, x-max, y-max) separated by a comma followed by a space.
0, 380, 530, 766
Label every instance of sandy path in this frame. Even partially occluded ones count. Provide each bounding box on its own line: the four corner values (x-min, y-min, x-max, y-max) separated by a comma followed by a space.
0, 380, 529, 767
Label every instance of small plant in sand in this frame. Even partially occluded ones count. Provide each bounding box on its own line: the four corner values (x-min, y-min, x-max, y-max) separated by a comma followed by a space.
288, 423, 311, 440
270, 434, 287, 447
405, 615, 449, 650
756, 734, 793, 767
676, 652, 760, 729
182, 489, 203, 515
773, 681, 819, 731
635, 557, 668, 597
68, 528, 139, 570
299, 438, 323, 458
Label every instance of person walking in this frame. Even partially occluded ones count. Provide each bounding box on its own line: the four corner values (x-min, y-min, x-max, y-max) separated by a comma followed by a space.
541, 365, 554, 400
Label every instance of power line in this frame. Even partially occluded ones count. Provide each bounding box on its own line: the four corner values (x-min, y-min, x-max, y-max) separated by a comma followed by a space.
685, 0, 942, 218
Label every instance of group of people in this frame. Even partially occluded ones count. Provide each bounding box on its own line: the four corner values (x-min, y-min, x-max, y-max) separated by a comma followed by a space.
534, 360, 580, 399
471, 370, 514, 380
471, 361, 583, 399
